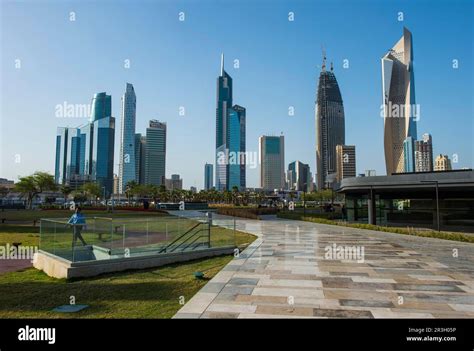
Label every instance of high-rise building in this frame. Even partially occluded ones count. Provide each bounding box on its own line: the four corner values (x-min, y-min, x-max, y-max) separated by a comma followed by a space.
91, 92, 112, 121
403, 136, 415, 173
79, 123, 93, 177
91, 115, 115, 197
119, 83, 137, 193
165, 174, 182, 190
259, 135, 285, 190
204, 163, 213, 190
315, 54, 345, 189
145, 120, 166, 186
415, 133, 433, 172
55, 92, 115, 197
434, 154, 452, 171
215, 54, 246, 191
287, 161, 311, 192
134, 133, 145, 184
382, 27, 418, 175
55, 127, 68, 184
138, 135, 147, 185
66, 128, 81, 181
336, 145, 356, 182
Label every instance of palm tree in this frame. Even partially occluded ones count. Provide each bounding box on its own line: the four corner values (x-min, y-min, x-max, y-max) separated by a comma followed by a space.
231, 186, 240, 206
158, 184, 168, 203
125, 180, 138, 204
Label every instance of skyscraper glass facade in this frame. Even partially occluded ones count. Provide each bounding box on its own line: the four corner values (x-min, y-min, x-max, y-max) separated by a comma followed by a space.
315, 55, 345, 189
204, 163, 213, 190
91, 92, 112, 121
382, 27, 418, 174
145, 120, 166, 186
92, 116, 115, 196
66, 128, 81, 180
403, 137, 415, 173
119, 83, 137, 193
215, 54, 246, 191
260, 135, 285, 190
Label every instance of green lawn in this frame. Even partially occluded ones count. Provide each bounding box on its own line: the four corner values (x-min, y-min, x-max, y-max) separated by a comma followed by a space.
0, 209, 257, 318
0, 256, 234, 318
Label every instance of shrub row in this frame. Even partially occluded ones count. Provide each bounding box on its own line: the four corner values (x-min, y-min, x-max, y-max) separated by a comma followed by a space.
217, 207, 279, 219
277, 212, 474, 244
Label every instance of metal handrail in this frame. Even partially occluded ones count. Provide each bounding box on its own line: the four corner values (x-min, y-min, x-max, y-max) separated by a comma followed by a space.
159, 222, 206, 253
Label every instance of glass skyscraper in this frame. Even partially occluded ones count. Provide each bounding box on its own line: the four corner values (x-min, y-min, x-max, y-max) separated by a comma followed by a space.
403, 136, 415, 173
79, 123, 93, 176
66, 128, 81, 180
287, 161, 311, 192
91, 92, 112, 121
54, 91, 115, 197
145, 120, 166, 186
259, 135, 285, 190
215, 54, 246, 191
204, 163, 213, 190
315, 55, 345, 189
119, 83, 137, 193
92, 116, 115, 197
382, 27, 418, 175
55, 127, 68, 184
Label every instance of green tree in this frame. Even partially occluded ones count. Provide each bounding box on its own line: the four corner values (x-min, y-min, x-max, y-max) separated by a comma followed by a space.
125, 180, 138, 203
82, 182, 101, 204
60, 184, 72, 203
15, 172, 57, 209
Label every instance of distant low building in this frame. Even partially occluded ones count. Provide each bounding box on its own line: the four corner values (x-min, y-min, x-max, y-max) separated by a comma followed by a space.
415, 133, 434, 172
434, 154, 452, 171
165, 174, 182, 190
287, 161, 311, 192
336, 145, 356, 182
0, 178, 15, 190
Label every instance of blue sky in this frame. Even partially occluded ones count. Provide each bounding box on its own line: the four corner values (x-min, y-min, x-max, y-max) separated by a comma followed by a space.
1, 0, 473, 189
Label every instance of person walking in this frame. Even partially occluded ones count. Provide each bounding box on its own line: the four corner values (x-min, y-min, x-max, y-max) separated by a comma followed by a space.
68, 207, 88, 247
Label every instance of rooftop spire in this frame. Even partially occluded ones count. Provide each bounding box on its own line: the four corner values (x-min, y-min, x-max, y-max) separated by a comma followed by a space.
220, 53, 224, 76
321, 46, 326, 72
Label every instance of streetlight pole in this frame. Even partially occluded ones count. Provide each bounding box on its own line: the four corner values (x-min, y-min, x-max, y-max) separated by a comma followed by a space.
421, 180, 440, 232
303, 183, 307, 217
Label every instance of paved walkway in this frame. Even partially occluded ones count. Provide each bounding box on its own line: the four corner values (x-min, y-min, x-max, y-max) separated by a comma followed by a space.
174, 216, 474, 318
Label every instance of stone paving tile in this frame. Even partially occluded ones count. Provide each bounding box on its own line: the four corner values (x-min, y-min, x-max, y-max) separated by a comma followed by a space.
340, 299, 395, 308
201, 311, 239, 319
173, 214, 474, 319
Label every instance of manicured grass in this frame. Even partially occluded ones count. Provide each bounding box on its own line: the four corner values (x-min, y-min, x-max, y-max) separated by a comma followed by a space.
0, 255, 234, 318
0, 210, 258, 318
277, 212, 474, 243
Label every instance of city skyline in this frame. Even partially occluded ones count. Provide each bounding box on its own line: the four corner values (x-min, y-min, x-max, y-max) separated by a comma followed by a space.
1, 1, 473, 190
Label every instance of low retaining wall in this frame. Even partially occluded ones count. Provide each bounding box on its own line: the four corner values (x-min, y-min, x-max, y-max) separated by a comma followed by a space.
33, 246, 235, 279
